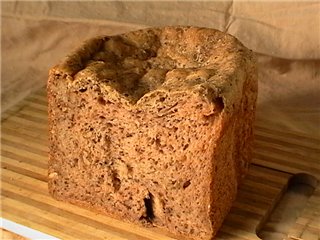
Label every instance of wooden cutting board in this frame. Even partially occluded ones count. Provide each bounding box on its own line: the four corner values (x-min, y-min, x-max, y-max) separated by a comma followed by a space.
1, 88, 319, 240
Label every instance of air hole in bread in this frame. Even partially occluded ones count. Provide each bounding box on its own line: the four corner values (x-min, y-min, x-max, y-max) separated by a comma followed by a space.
127, 164, 133, 175
97, 96, 106, 105
79, 87, 87, 93
140, 192, 155, 222
183, 180, 191, 189
183, 144, 189, 150
159, 97, 166, 102
112, 170, 121, 192
71, 158, 78, 167
214, 97, 224, 111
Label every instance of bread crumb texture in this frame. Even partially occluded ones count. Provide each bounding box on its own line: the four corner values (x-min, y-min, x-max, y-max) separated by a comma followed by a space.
47, 27, 257, 240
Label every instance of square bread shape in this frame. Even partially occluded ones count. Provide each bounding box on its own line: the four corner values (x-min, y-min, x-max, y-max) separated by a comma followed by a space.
47, 27, 257, 240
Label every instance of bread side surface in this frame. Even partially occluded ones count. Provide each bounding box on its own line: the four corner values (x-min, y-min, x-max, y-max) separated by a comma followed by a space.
47, 26, 257, 240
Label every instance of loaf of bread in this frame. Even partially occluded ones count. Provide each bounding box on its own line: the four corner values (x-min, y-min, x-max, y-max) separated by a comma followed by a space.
47, 26, 257, 240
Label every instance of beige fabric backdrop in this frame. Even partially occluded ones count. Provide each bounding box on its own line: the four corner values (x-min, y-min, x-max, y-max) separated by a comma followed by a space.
3, 1, 320, 59
2, 1, 320, 136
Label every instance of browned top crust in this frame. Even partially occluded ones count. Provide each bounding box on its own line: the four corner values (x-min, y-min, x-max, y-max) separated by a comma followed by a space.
51, 26, 256, 109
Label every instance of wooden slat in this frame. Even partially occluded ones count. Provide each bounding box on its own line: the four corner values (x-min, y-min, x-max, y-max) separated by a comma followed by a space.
1, 137, 48, 154
2, 156, 46, 173
18, 108, 48, 121
218, 225, 261, 240
254, 134, 320, 154
1, 144, 48, 165
254, 140, 319, 163
22, 101, 48, 111
1, 128, 48, 145
3, 116, 47, 131
1, 162, 47, 182
1, 122, 48, 141
253, 152, 320, 176
1, 150, 47, 169
27, 95, 47, 105
254, 121, 320, 143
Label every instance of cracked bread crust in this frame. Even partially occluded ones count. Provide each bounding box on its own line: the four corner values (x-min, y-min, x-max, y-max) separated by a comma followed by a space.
55, 27, 253, 107
48, 26, 257, 240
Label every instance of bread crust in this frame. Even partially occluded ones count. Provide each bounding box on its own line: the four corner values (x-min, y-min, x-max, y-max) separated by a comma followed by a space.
47, 26, 257, 240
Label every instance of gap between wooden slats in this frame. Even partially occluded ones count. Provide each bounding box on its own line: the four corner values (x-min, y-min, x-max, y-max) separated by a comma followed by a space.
1, 128, 48, 145
17, 108, 48, 121
221, 210, 261, 233
3, 116, 47, 131
218, 225, 260, 240
1, 144, 47, 164
304, 197, 320, 210
236, 191, 275, 206
1, 137, 48, 154
27, 95, 47, 105
297, 206, 320, 220
1, 156, 46, 175
0, 174, 174, 240
21, 101, 47, 112
253, 156, 319, 177
1, 91, 47, 120
1, 134, 48, 153
21, 105, 48, 118
254, 132, 320, 153
23, 103, 48, 113
7, 112, 47, 126
245, 174, 288, 189
254, 124, 320, 145
240, 180, 282, 197
232, 201, 266, 216
253, 159, 312, 178
1, 151, 47, 169
2, 197, 123, 240
2, 162, 47, 182
247, 165, 290, 185
296, 217, 320, 230
253, 151, 320, 174
307, 194, 320, 206
2, 168, 48, 193
289, 222, 320, 237
32, 88, 47, 97
254, 141, 319, 165
217, 230, 252, 240
1, 122, 48, 141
